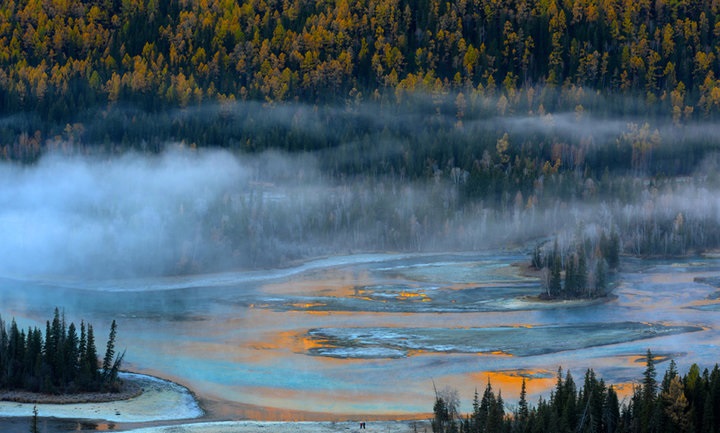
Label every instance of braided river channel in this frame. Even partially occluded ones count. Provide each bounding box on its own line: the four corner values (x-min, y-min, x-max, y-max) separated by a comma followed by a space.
2, 251, 720, 423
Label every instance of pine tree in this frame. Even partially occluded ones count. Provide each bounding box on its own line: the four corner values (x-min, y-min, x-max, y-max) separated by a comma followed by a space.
102, 320, 117, 380
643, 350, 657, 403
82, 324, 99, 390
63, 323, 79, 388
640, 349, 659, 433
603, 386, 620, 433
518, 378, 529, 428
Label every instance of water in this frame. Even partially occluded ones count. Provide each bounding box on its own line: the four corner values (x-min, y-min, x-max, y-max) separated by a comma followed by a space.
1, 252, 719, 421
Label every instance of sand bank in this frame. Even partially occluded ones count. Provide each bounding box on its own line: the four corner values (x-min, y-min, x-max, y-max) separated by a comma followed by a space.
0, 372, 202, 423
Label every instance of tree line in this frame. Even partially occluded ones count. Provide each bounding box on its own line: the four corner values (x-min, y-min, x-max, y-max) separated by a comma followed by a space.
0, 308, 124, 394
433, 350, 720, 433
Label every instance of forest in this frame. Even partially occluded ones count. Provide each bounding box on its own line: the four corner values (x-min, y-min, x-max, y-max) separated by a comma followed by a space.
0, 308, 124, 394
2, 0, 720, 275
432, 351, 720, 433
2, 0, 720, 115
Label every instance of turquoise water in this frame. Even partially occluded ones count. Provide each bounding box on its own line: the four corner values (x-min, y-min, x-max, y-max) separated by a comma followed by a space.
1, 253, 719, 420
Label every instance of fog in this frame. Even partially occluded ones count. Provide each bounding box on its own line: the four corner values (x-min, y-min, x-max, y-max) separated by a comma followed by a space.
0, 149, 249, 278
3, 98, 720, 281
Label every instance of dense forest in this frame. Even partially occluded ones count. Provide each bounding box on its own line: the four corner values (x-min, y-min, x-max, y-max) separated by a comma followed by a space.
2, 0, 720, 275
432, 351, 720, 433
2, 0, 720, 114
0, 308, 124, 394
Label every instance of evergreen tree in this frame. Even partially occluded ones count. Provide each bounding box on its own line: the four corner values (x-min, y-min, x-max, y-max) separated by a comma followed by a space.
604, 386, 620, 433
0, 310, 121, 394
63, 323, 79, 388
81, 324, 99, 391
433, 396, 451, 433
640, 350, 660, 433
517, 378, 529, 432
102, 320, 117, 381
643, 350, 658, 403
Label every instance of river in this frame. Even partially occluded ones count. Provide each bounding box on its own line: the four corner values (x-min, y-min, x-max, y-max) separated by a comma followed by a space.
1, 252, 719, 427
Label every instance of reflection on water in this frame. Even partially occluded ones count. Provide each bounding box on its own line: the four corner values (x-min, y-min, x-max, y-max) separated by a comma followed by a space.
1, 253, 719, 418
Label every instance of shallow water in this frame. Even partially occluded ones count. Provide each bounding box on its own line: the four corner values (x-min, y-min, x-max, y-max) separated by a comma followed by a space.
1, 252, 720, 421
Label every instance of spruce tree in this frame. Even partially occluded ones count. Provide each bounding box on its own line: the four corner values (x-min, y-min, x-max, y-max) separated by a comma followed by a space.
102, 320, 117, 379
63, 323, 79, 388
518, 378, 529, 427
643, 350, 657, 403
83, 324, 99, 390
603, 386, 620, 433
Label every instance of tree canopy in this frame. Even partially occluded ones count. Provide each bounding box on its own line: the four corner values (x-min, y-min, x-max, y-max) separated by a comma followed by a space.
0, 308, 124, 394
2, 0, 720, 116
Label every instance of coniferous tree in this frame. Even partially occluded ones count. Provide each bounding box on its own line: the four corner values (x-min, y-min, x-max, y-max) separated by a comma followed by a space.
81, 324, 99, 391
604, 386, 620, 433
517, 378, 529, 432
102, 320, 117, 381
63, 322, 79, 388
433, 396, 451, 433
0, 311, 121, 394
643, 350, 658, 403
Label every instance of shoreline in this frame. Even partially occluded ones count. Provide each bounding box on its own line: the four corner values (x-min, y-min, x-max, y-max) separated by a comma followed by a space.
0, 370, 431, 427
0, 378, 142, 405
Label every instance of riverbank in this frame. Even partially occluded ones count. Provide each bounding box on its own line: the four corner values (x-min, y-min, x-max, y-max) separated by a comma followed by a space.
0, 372, 202, 423
0, 379, 142, 404
122, 420, 432, 433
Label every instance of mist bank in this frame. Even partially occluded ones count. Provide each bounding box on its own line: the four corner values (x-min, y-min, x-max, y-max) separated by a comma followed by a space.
0, 149, 719, 280
2, 98, 720, 278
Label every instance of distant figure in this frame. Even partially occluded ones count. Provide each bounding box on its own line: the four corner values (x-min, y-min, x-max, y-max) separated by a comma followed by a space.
359, 422, 366, 429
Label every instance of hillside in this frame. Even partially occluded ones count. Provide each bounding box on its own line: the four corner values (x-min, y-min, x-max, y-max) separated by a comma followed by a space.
2, 0, 720, 117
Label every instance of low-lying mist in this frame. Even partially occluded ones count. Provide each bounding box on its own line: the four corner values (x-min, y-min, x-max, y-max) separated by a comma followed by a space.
0, 149, 248, 278
2, 98, 720, 280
